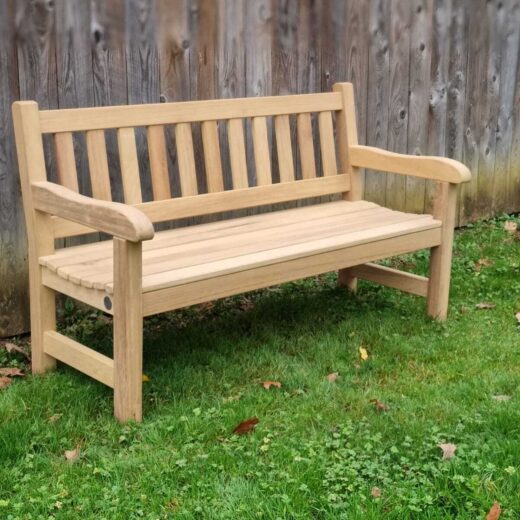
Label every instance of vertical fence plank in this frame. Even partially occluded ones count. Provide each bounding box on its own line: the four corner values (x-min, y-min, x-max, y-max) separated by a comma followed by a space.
345, 0, 369, 192
493, 0, 519, 214
460, 0, 487, 224
364, 0, 390, 206
0, 0, 28, 337
217, 0, 245, 191
424, 0, 452, 214
297, 0, 321, 180
156, 0, 190, 199
509, 2, 520, 209
405, 0, 433, 214
385, 0, 411, 211
245, 0, 272, 188
91, 0, 127, 203
476, 0, 504, 219
55, 0, 93, 197
126, 0, 160, 202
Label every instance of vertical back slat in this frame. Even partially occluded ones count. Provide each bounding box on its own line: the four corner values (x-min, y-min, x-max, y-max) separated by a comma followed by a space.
175, 123, 198, 196
252, 116, 271, 186
318, 111, 337, 176
227, 118, 249, 189
274, 115, 295, 182
201, 120, 224, 192
54, 132, 79, 191
117, 127, 142, 204
297, 113, 316, 179
147, 125, 171, 200
86, 130, 112, 201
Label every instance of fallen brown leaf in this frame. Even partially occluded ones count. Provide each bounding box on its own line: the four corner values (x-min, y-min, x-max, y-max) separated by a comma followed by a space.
492, 395, 511, 402
0, 367, 24, 377
233, 417, 259, 435
474, 258, 493, 272
486, 501, 501, 520
326, 372, 339, 382
261, 381, 282, 390
369, 399, 389, 412
371, 486, 381, 498
2, 342, 31, 361
438, 442, 457, 460
64, 446, 80, 463
0, 376, 12, 389
142, 374, 150, 382
476, 302, 496, 310
504, 221, 517, 233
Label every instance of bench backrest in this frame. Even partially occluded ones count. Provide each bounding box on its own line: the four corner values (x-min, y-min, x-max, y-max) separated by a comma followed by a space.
14, 82, 360, 240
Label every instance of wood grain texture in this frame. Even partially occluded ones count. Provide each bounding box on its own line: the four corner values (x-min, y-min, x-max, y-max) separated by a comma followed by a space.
0, 0, 29, 336
4, 1, 520, 335
405, 0, 433, 214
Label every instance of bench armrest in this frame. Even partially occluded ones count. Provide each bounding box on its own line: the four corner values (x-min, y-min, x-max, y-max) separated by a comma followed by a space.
349, 145, 471, 184
32, 181, 155, 242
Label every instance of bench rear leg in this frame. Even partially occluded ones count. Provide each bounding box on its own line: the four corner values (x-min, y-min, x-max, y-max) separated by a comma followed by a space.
338, 268, 358, 292
113, 239, 143, 422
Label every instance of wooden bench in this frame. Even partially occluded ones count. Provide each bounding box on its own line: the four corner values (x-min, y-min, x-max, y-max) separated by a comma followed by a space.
13, 83, 471, 421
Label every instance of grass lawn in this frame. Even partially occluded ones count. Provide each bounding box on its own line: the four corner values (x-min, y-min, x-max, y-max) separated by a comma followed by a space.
1, 216, 519, 519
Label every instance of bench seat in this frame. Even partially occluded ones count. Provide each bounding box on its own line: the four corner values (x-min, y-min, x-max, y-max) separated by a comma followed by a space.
41, 200, 441, 297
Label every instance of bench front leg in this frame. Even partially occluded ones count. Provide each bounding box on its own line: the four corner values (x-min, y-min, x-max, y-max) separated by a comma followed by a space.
427, 182, 458, 321
113, 238, 144, 422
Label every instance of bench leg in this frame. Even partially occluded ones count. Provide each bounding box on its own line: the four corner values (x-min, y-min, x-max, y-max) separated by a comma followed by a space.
30, 271, 57, 374
113, 239, 143, 422
426, 183, 457, 321
338, 267, 358, 292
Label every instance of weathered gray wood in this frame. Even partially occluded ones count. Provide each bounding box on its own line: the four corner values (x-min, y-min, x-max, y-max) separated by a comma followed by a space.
405, 0, 433, 214
0, 0, 28, 337
476, 0, 504, 219
424, 0, 452, 215
460, 0, 487, 224
494, 0, 520, 214
126, 0, 160, 202
3, 0, 520, 335
385, 0, 411, 211
91, 0, 127, 203
364, 0, 391, 206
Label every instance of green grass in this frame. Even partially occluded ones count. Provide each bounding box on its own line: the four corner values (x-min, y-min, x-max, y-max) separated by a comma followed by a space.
1, 216, 520, 519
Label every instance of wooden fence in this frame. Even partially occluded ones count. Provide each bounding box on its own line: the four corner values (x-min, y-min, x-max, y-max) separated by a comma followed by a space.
1, 0, 520, 337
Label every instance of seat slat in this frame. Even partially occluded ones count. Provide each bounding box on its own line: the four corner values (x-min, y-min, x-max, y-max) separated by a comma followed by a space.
65, 207, 418, 289
227, 118, 249, 189
297, 113, 317, 179
252, 116, 271, 186
117, 127, 142, 204
39, 92, 343, 133
318, 111, 337, 176
201, 121, 224, 193
40, 201, 441, 294
274, 115, 295, 182
43, 201, 375, 270
175, 123, 198, 196
86, 130, 111, 201
54, 132, 79, 191
147, 125, 171, 200
45, 203, 383, 279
